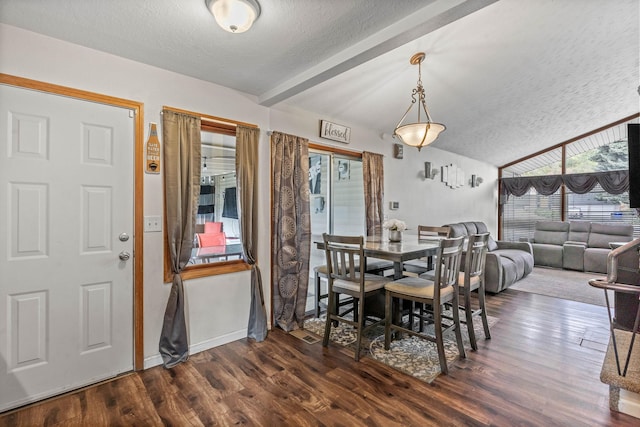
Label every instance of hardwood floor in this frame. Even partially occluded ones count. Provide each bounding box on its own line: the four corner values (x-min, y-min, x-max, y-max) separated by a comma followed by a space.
2, 289, 638, 426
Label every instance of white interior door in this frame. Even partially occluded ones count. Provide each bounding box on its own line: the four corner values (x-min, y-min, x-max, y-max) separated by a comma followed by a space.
0, 85, 134, 411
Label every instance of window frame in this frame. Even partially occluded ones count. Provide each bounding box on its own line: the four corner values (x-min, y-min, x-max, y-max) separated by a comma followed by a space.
163, 113, 252, 283
498, 113, 640, 239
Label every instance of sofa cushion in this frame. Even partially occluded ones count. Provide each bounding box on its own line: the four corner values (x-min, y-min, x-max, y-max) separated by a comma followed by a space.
533, 221, 569, 245
584, 248, 611, 274
532, 243, 564, 268
587, 222, 634, 249
446, 223, 468, 238
473, 221, 489, 234
462, 222, 478, 235
568, 221, 591, 243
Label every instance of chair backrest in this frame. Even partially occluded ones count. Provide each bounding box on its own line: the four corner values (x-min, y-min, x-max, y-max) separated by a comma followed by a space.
418, 225, 451, 239
204, 221, 223, 234
465, 233, 490, 281
197, 231, 227, 247
322, 233, 364, 283
433, 236, 465, 291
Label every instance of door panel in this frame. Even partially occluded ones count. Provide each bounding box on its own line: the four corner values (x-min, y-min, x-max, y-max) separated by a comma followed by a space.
0, 84, 134, 411
307, 152, 365, 313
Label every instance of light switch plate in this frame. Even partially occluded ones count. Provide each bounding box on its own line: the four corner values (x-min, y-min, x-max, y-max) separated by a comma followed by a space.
144, 215, 162, 232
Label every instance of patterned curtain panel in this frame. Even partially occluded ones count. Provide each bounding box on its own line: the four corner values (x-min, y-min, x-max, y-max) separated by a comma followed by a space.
363, 151, 384, 236
271, 131, 311, 331
236, 125, 268, 342
159, 110, 201, 368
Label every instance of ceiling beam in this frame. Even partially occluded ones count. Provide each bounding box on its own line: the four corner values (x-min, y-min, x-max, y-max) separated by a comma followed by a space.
258, 0, 500, 107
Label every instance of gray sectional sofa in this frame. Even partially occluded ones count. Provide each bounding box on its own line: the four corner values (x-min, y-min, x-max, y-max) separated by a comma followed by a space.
445, 221, 534, 294
529, 220, 634, 274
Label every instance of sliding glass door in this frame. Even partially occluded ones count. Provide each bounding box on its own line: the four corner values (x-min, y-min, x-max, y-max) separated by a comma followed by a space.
307, 150, 364, 312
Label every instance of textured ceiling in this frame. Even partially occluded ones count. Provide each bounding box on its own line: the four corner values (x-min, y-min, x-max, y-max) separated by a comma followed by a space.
1, 0, 638, 167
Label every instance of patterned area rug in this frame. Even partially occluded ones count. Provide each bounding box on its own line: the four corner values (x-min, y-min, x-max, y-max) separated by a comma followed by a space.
303, 312, 498, 383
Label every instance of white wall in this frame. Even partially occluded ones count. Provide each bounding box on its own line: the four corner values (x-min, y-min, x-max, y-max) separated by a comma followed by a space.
270, 105, 499, 234
1, 24, 498, 368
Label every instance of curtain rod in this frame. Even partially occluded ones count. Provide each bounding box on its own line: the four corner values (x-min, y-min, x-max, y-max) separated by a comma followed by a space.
162, 106, 258, 129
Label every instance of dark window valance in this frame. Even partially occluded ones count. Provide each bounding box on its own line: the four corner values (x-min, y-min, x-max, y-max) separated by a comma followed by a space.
501, 170, 629, 200
501, 174, 563, 197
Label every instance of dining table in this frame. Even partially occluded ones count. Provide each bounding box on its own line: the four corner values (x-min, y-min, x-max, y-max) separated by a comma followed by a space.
315, 233, 441, 279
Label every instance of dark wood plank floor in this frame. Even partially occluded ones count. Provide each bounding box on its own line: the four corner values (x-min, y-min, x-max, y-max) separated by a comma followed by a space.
2, 289, 638, 426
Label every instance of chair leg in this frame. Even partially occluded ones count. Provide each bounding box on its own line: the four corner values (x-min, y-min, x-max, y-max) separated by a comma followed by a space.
464, 290, 478, 351
323, 285, 335, 347
354, 297, 364, 361
384, 292, 392, 350
314, 271, 322, 318
478, 285, 491, 340
452, 293, 466, 360
433, 302, 448, 375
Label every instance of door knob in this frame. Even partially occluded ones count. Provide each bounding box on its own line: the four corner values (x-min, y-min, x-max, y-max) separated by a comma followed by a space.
119, 251, 131, 261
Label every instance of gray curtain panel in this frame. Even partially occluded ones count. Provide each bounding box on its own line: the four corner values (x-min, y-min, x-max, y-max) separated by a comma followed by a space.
236, 125, 268, 341
159, 110, 201, 368
271, 131, 311, 332
363, 151, 384, 236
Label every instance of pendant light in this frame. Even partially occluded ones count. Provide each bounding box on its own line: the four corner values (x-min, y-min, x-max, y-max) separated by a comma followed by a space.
393, 52, 446, 151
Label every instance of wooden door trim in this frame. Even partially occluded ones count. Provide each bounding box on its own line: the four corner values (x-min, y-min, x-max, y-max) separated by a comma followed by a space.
0, 73, 145, 371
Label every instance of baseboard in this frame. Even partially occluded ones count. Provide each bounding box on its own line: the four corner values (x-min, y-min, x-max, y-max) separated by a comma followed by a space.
144, 328, 248, 369
619, 389, 640, 419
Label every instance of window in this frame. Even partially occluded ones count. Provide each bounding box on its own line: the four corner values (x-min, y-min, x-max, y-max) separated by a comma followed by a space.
164, 117, 250, 282
187, 125, 242, 266
500, 115, 640, 240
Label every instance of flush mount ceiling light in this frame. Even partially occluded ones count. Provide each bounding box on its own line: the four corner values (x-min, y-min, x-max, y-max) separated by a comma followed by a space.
393, 52, 445, 151
205, 0, 261, 33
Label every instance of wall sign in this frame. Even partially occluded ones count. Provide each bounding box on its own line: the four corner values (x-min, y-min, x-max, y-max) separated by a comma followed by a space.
145, 123, 161, 174
320, 120, 350, 144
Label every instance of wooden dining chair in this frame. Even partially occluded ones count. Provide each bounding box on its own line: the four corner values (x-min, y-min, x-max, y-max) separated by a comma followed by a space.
314, 256, 393, 317
418, 232, 491, 349
403, 225, 451, 276
384, 236, 466, 374
451, 232, 491, 350
321, 233, 392, 361
314, 265, 355, 321
418, 225, 451, 239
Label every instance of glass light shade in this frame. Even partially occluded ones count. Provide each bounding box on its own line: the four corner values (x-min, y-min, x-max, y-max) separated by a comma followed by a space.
394, 122, 445, 150
208, 0, 260, 33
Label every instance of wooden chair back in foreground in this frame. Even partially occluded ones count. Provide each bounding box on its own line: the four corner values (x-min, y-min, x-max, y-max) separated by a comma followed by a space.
403, 225, 452, 276
417, 225, 451, 240
321, 233, 391, 361
457, 232, 491, 350
384, 236, 466, 374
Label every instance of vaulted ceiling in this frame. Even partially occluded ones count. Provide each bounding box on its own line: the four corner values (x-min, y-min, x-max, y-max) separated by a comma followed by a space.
1, 0, 638, 167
